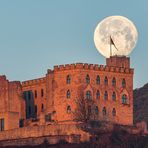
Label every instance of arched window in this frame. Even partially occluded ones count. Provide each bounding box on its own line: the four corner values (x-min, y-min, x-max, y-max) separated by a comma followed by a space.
96, 75, 100, 85
112, 77, 116, 87
112, 92, 116, 101
41, 104, 44, 111
66, 75, 71, 84
41, 89, 44, 97
34, 90, 37, 98
86, 90, 92, 100
95, 106, 99, 115
96, 90, 100, 99
104, 91, 108, 100
67, 90, 71, 98
104, 76, 108, 86
122, 94, 128, 104
86, 74, 90, 84
102, 107, 107, 116
67, 105, 71, 114
112, 108, 116, 116
122, 79, 126, 88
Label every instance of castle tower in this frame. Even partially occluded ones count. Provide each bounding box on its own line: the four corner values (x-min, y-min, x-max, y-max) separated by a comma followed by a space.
106, 56, 130, 68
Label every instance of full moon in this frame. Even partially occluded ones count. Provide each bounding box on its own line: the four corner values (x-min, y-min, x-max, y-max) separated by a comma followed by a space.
94, 16, 138, 58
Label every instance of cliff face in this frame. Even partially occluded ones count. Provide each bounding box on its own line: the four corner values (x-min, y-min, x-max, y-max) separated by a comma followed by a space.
134, 83, 148, 123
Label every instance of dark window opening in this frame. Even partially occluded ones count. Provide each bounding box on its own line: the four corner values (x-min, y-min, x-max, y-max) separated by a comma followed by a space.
28, 106, 31, 116
66, 75, 71, 84
41, 89, 44, 97
104, 76, 108, 86
67, 90, 71, 98
112, 77, 116, 87
122, 94, 128, 104
34, 90, 37, 98
86, 90, 92, 100
122, 79, 126, 88
86, 74, 90, 84
96, 75, 100, 85
112, 92, 116, 101
96, 90, 100, 99
35, 105, 37, 115
41, 104, 44, 111
28, 91, 31, 100
102, 107, 107, 116
95, 106, 99, 115
104, 91, 108, 100
112, 108, 116, 116
67, 106, 71, 114
0, 119, 4, 131
19, 119, 24, 128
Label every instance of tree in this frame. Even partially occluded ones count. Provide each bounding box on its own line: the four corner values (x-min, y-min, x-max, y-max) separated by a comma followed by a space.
74, 95, 95, 123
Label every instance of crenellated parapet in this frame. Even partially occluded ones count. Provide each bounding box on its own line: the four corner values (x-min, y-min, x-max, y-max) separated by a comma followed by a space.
53, 63, 134, 74
0, 75, 7, 81
22, 77, 46, 87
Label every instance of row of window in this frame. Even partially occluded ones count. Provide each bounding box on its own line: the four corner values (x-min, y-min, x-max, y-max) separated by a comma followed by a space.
66, 90, 128, 104
34, 104, 44, 115
24, 89, 44, 100
66, 105, 116, 117
66, 75, 126, 88
34, 89, 44, 98
86, 90, 128, 104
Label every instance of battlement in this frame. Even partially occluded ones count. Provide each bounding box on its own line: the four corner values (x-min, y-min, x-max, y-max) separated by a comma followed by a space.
9, 81, 22, 88
0, 75, 7, 81
53, 63, 134, 74
22, 77, 46, 87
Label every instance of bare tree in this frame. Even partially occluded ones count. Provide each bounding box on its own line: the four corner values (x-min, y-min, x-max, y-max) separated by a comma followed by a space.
74, 96, 95, 123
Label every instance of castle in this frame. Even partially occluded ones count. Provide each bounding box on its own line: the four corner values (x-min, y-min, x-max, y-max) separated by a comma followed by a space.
0, 55, 134, 132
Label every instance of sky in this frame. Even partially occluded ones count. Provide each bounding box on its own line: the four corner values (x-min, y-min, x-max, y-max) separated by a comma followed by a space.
0, 0, 147, 88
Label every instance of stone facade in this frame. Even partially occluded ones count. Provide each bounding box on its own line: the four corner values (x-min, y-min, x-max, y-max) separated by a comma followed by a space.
0, 56, 134, 133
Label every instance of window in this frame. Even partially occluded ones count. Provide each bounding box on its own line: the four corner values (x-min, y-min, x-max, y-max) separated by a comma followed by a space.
112, 77, 116, 87
104, 76, 108, 86
122, 94, 128, 104
112, 108, 116, 116
112, 92, 116, 101
41, 89, 44, 97
86, 74, 90, 84
104, 91, 108, 100
67, 90, 71, 98
95, 106, 99, 115
19, 119, 24, 128
41, 104, 44, 111
34, 90, 37, 98
86, 90, 92, 100
28, 91, 31, 100
102, 107, 107, 116
28, 106, 31, 116
0, 119, 4, 131
96, 90, 100, 99
67, 106, 71, 114
45, 114, 51, 122
96, 75, 100, 85
122, 79, 126, 88
66, 75, 71, 84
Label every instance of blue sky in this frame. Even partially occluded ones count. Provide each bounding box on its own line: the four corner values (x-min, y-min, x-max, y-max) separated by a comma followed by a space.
0, 0, 147, 88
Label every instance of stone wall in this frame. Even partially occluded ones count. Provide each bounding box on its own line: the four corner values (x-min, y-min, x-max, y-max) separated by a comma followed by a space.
0, 135, 81, 147
0, 123, 89, 143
